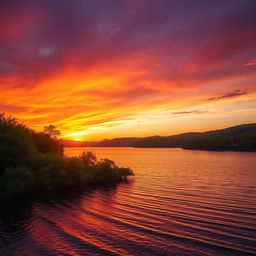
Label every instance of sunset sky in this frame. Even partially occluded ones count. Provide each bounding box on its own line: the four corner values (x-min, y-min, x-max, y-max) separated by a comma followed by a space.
1, 0, 256, 140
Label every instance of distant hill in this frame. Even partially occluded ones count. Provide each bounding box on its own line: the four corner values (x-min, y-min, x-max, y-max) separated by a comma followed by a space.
133, 133, 199, 148
134, 124, 256, 151
63, 124, 256, 151
181, 123, 256, 151
93, 137, 141, 147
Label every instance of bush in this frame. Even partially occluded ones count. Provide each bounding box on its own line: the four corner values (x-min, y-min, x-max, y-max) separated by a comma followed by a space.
80, 151, 97, 166
0, 166, 34, 197
31, 132, 63, 155
34, 166, 52, 191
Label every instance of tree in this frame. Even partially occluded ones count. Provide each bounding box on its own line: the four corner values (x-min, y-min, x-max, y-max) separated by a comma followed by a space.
80, 151, 97, 167
31, 132, 63, 154
43, 125, 61, 139
0, 114, 36, 175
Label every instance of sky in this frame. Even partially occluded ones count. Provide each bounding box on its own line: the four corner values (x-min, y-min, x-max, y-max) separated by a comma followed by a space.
0, 0, 256, 141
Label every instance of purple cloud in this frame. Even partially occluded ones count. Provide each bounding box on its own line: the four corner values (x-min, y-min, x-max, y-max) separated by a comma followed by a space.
206, 89, 247, 101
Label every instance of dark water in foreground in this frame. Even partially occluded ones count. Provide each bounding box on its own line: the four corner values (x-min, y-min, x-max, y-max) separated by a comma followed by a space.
0, 148, 255, 256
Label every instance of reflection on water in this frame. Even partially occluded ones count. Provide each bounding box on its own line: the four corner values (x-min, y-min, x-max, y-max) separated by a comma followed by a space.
0, 147, 255, 256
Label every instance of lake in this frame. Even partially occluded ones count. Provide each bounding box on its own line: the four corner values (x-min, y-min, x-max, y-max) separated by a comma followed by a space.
0, 147, 255, 256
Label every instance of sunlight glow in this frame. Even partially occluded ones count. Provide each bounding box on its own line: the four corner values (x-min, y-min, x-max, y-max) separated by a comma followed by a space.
0, 1, 255, 140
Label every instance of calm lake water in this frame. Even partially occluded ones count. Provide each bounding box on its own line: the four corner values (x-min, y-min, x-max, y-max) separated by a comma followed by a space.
0, 147, 255, 256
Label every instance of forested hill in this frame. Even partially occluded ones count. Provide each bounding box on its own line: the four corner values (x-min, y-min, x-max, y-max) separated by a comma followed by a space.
133, 133, 199, 148
93, 137, 141, 147
134, 124, 256, 151
181, 123, 256, 151
89, 124, 256, 151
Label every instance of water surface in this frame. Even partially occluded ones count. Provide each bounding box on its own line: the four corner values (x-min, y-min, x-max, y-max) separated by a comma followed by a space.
0, 148, 255, 255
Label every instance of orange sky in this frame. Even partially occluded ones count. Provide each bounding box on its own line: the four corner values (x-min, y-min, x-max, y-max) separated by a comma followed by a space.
1, 0, 256, 140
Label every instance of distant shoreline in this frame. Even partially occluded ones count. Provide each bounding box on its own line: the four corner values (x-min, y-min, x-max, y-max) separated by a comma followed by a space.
63, 123, 256, 152
64, 146, 256, 153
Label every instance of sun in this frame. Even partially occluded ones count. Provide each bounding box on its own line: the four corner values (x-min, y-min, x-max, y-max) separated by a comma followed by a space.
73, 137, 81, 141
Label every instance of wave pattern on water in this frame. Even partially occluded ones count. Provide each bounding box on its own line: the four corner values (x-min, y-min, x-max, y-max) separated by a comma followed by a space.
0, 148, 255, 256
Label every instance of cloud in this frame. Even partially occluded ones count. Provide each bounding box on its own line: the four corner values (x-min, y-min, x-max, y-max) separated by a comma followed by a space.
0, 0, 256, 139
244, 58, 256, 66
172, 110, 209, 115
109, 27, 123, 35
206, 90, 247, 101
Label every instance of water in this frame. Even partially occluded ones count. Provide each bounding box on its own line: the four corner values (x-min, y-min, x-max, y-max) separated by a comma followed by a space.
0, 147, 255, 256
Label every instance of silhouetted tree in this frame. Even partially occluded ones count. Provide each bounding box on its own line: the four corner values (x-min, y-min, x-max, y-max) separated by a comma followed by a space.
31, 132, 63, 155
0, 114, 36, 176
43, 125, 61, 139
80, 151, 97, 167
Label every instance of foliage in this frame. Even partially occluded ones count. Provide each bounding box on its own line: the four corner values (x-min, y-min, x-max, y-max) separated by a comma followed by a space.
0, 114, 36, 176
0, 166, 34, 197
43, 125, 61, 139
31, 132, 63, 154
0, 114, 134, 198
80, 151, 97, 166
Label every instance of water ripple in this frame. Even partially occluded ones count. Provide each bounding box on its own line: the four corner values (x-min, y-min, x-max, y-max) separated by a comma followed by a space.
0, 148, 255, 256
